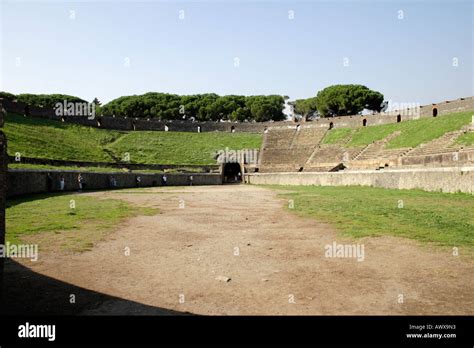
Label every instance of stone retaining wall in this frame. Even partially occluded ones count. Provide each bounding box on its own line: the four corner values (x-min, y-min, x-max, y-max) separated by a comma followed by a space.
7, 170, 222, 198
247, 167, 474, 194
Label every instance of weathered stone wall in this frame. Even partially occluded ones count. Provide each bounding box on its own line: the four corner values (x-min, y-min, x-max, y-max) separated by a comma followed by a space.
7, 170, 222, 198
0, 98, 51, 118
247, 167, 474, 194
399, 150, 474, 167
2, 96, 473, 133
419, 97, 474, 117
69, 116, 271, 133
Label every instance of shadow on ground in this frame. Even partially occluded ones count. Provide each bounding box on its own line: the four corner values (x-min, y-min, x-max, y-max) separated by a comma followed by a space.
0, 259, 190, 316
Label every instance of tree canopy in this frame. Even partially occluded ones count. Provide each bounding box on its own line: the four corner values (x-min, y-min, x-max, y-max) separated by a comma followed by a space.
314, 85, 384, 117
294, 97, 318, 121
99, 93, 286, 122
1, 85, 385, 121
0, 91, 16, 100
13, 93, 87, 108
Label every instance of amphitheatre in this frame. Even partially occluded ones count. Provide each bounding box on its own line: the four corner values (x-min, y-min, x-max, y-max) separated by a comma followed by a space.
0, 93, 473, 316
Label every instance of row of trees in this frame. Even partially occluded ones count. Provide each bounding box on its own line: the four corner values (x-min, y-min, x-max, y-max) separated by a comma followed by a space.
0, 92, 87, 108
99, 93, 286, 122
294, 85, 384, 119
1, 84, 385, 121
0, 91, 286, 122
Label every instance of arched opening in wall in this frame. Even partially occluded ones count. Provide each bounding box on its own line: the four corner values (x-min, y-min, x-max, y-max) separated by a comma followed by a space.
164, 125, 169, 132
197, 126, 202, 133
362, 119, 367, 127
329, 122, 334, 130
223, 163, 242, 184
97, 120, 102, 127
397, 114, 401, 123
432, 108, 438, 117
231, 125, 235, 133
132, 122, 136, 131
264, 127, 268, 134
296, 124, 301, 131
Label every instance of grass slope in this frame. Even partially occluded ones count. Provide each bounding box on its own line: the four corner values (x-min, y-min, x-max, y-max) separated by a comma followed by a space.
4, 113, 121, 162
6, 192, 157, 252
271, 185, 474, 248
106, 131, 261, 165
322, 111, 473, 148
455, 131, 474, 146
4, 113, 262, 165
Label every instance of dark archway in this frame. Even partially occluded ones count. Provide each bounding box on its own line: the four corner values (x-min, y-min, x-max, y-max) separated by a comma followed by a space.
132, 122, 136, 131
231, 125, 235, 133
433, 108, 438, 117
362, 119, 367, 127
97, 120, 102, 127
397, 114, 401, 123
223, 163, 242, 183
329, 122, 334, 130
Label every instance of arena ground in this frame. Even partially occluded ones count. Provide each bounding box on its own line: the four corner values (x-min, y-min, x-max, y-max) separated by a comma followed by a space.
3, 185, 473, 315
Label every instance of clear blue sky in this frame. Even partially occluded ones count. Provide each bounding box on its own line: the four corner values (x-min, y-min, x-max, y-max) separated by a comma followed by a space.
1, 0, 473, 105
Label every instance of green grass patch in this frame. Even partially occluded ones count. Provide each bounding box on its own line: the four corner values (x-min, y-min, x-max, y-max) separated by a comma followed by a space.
329, 111, 473, 148
349, 124, 398, 146
386, 112, 472, 148
321, 128, 354, 145
106, 130, 261, 165
4, 113, 123, 162
455, 132, 474, 147
6, 192, 157, 252
4, 113, 262, 165
267, 185, 474, 248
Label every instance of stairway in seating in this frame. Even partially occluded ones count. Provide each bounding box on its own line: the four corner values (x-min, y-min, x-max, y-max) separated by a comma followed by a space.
304, 129, 330, 165
353, 131, 402, 161
350, 144, 369, 160
289, 128, 300, 148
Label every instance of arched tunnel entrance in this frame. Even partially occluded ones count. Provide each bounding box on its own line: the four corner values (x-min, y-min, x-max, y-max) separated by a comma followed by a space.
223, 163, 242, 183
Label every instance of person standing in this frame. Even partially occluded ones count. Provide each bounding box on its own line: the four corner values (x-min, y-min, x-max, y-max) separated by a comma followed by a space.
78, 173, 84, 192
59, 175, 65, 191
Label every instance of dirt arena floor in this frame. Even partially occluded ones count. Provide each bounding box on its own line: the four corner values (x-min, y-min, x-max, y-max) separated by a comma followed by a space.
3, 185, 474, 315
